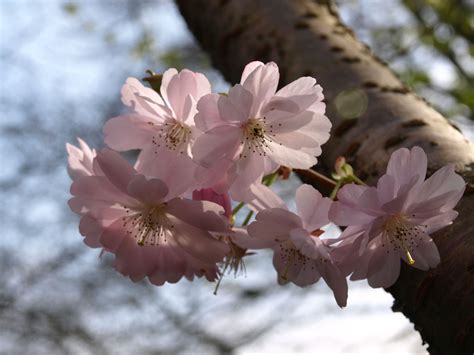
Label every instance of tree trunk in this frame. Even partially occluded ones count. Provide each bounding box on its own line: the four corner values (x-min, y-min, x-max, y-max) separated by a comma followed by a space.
175, 0, 474, 353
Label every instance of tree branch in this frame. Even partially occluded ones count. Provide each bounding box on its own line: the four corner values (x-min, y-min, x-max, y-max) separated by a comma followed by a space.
175, 0, 474, 353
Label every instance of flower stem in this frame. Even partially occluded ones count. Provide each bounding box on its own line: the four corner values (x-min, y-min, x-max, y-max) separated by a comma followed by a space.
262, 171, 279, 186
294, 168, 337, 188
351, 175, 367, 186
232, 202, 245, 216
329, 180, 343, 200
242, 211, 254, 226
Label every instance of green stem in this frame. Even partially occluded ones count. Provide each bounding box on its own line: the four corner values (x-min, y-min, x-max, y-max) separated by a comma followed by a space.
294, 168, 337, 188
351, 175, 367, 186
242, 210, 254, 226
329, 180, 343, 200
262, 171, 279, 186
232, 202, 245, 216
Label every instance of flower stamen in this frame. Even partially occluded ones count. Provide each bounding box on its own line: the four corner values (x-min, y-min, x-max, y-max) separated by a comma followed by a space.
383, 214, 423, 266
240, 118, 276, 158
121, 205, 170, 246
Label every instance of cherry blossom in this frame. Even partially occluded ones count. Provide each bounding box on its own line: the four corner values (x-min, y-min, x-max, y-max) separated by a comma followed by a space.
329, 146, 465, 288
245, 184, 348, 307
66, 138, 99, 179
192, 188, 232, 219
69, 149, 230, 285
103, 69, 211, 190
192, 61, 331, 201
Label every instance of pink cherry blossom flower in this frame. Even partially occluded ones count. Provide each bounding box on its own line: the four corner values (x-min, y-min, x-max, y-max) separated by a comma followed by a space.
192, 188, 232, 218
69, 149, 230, 285
329, 146, 466, 288
103, 69, 211, 189
244, 184, 348, 307
66, 138, 98, 179
192, 61, 331, 202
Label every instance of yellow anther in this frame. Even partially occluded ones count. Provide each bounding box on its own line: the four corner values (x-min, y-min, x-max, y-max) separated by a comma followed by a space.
406, 250, 415, 265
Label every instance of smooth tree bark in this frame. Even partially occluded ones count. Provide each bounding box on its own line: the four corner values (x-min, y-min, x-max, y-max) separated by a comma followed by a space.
175, 0, 474, 353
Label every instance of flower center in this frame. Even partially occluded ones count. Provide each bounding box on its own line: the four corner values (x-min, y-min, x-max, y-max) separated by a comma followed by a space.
239, 118, 277, 158
121, 204, 172, 246
382, 214, 425, 265
149, 119, 192, 154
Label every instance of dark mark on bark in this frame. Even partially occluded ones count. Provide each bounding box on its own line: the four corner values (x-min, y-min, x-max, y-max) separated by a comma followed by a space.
391, 86, 410, 94
319, 33, 328, 40
384, 135, 407, 149
450, 122, 462, 132
334, 119, 357, 137
330, 45, 343, 52
430, 141, 439, 147
363, 81, 379, 88
295, 21, 310, 29
302, 11, 318, 19
380, 86, 410, 94
401, 119, 427, 128
341, 56, 361, 63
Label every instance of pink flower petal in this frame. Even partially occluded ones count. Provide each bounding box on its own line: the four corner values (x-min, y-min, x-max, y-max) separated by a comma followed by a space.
148, 246, 187, 285
415, 210, 458, 234
66, 138, 96, 180
127, 175, 169, 205
240, 61, 264, 84
121, 77, 165, 115
100, 218, 129, 253
103, 114, 154, 151
276, 76, 316, 98
272, 242, 303, 284
96, 149, 136, 194
79, 214, 103, 248
194, 94, 223, 132
319, 261, 348, 307
135, 146, 197, 199
366, 238, 401, 288
296, 113, 331, 146
289, 228, 319, 259
192, 188, 232, 218
292, 259, 321, 287
229, 154, 266, 201
218, 85, 253, 123
70, 175, 136, 208
192, 125, 242, 168
386, 146, 427, 192
168, 215, 228, 264
266, 140, 317, 169
411, 163, 465, 211
247, 183, 286, 212
166, 198, 229, 232
295, 184, 331, 231
165, 69, 200, 119
265, 109, 314, 134
241, 62, 279, 117
160, 68, 179, 109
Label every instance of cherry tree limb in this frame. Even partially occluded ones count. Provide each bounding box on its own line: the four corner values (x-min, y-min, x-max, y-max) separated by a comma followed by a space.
175, 0, 474, 353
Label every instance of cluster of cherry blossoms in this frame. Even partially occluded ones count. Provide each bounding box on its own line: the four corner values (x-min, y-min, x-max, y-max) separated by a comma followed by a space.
67, 61, 465, 307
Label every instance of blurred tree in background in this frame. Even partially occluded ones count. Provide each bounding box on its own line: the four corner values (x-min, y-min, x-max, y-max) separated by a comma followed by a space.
339, 0, 474, 124
0, 0, 472, 354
